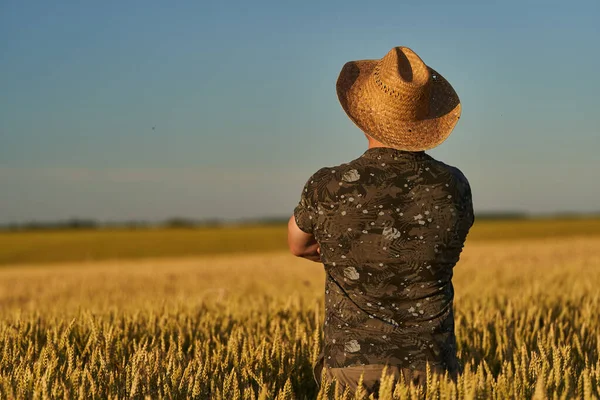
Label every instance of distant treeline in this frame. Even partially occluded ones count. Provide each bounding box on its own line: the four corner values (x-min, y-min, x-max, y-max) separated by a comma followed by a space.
1, 218, 222, 231
1, 212, 599, 232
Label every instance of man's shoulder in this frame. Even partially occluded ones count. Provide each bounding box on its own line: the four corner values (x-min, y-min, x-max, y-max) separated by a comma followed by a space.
304, 158, 363, 186
427, 157, 471, 188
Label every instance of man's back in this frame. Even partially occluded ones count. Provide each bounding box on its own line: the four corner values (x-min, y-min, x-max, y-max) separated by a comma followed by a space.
294, 146, 474, 374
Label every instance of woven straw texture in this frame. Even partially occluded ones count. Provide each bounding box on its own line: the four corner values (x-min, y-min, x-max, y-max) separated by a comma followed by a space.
336, 46, 461, 151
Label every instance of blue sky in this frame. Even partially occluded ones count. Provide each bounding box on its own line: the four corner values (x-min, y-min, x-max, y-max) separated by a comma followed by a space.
1, 0, 599, 223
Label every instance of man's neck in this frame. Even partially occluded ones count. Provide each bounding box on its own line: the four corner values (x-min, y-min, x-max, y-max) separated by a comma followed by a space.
365, 136, 424, 154
367, 138, 392, 149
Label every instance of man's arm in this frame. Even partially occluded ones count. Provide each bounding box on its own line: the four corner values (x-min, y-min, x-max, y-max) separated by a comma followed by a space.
287, 215, 321, 262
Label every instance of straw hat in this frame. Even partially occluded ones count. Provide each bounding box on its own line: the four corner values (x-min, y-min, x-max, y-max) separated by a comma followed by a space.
336, 46, 461, 151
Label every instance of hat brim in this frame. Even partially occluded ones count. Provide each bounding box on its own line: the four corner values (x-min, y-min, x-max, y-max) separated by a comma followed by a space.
336, 59, 461, 151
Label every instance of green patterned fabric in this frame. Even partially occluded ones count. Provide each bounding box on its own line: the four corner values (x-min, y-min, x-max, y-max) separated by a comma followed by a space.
294, 146, 474, 376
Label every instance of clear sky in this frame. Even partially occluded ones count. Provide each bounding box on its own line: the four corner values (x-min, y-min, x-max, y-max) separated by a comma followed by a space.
1, 0, 599, 223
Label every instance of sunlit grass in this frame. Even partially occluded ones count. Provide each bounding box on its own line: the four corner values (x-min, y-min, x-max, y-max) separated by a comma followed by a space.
0, 234, 599, 398
2, 217, 600, 266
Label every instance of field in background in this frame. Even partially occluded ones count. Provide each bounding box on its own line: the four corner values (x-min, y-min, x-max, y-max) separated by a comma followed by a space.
0, 220, 599, 398
2, 217, 600, 266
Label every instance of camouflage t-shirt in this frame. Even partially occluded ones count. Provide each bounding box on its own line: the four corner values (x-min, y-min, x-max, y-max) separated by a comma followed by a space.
294, 146, 474, 374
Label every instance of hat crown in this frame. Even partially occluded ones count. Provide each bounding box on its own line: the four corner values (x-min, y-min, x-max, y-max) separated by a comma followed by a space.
335, 44, 461, 151
371, 47, 432, 119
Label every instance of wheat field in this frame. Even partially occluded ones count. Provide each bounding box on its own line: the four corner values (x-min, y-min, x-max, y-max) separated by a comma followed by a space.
0, 229, 599, 398
3, 218, 600, 266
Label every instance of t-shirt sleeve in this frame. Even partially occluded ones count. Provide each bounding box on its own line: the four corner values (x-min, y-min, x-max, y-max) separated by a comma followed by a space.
293, 169, 327, 234
293, 176, 316, 234
452, 167, 475, 228
467, 191, 475, 228
463, 178, 475, 228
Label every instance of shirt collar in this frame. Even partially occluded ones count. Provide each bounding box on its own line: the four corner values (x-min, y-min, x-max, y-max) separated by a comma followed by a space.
360, 147, 428, 161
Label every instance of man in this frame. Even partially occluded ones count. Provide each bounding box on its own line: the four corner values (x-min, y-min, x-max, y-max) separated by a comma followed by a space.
287, 46, 475, 396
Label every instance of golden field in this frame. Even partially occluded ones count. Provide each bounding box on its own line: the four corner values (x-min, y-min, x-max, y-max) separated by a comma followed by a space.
0, 219, 599, 399
2, 217, 600, 266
